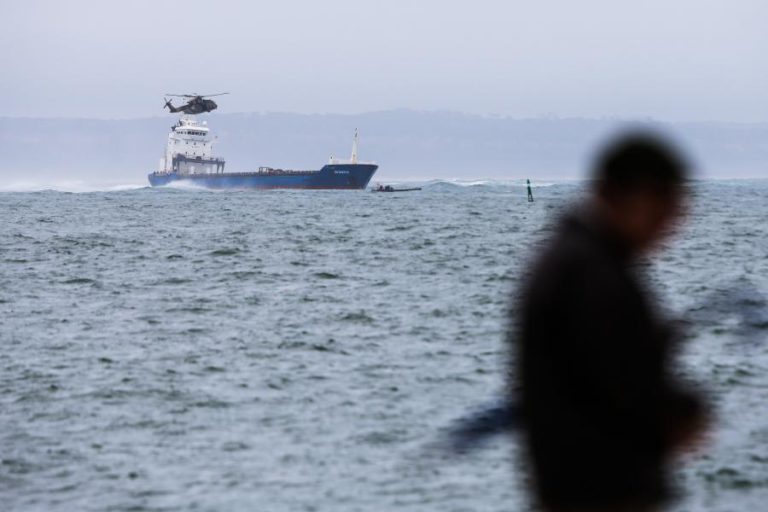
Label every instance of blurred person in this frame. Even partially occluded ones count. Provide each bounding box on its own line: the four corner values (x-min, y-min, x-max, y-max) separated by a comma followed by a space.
514, 133, 708, 512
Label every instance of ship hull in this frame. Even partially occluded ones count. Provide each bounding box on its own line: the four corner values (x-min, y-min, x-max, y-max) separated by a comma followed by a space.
148, 163, 378, 190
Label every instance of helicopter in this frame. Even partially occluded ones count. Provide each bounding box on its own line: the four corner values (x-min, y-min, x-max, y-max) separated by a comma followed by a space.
163, 93, 229, 115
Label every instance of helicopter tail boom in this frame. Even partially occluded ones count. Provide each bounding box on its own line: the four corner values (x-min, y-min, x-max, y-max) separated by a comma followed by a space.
163, 98, 181, 113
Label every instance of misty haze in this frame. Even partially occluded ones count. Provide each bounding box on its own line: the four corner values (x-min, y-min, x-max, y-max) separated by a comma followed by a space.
1, 112, 767, 187
2, 2, 767, 512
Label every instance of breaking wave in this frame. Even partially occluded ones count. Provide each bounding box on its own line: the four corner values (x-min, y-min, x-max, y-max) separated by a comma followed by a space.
387, 178, 563, 189
0, 181, 147, 193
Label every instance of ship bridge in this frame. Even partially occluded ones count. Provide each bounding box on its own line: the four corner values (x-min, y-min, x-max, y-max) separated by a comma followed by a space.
159, 116, 225, 175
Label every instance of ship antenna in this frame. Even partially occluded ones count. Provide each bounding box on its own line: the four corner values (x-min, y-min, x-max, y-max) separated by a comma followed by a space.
350, 128, 359, 164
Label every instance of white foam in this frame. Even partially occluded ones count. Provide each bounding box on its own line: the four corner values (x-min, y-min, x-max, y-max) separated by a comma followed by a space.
0, 181, 148, 193
161, 180, 214, 191
395, 178, 562, 189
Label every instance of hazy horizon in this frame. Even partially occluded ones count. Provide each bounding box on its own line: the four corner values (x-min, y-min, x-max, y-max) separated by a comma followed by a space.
1, 111, 766, 185
4, 107, 768, 125
2, 1, 766, 184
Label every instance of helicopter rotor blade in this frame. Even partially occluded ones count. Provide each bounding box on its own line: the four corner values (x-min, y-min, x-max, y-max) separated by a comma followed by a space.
200, 92, 229, 98
165, 94, 198, 98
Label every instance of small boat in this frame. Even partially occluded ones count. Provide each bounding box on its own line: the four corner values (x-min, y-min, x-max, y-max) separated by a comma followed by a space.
371, 184, 422, 193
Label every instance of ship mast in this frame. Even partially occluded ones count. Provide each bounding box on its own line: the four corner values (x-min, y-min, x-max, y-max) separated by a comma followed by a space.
350, 128, 359, 164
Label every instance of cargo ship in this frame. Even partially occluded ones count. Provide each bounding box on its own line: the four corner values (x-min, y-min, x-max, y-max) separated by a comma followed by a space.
148, 116, 378, 189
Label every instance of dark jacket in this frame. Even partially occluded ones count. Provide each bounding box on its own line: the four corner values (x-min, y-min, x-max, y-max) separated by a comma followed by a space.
515, 211, 703, 510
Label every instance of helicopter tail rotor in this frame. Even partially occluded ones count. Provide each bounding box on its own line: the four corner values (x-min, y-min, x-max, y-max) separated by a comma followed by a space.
163, 98, 177, 113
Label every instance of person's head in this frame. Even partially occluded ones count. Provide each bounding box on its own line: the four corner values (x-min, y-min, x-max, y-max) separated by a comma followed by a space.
590, 132, 690, 253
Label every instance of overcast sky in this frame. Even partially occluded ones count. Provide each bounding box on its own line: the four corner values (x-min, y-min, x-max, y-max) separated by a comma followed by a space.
2, 0, 766, 121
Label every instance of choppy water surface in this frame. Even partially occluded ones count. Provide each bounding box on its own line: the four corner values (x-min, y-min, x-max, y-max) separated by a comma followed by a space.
1, 180, 767, 511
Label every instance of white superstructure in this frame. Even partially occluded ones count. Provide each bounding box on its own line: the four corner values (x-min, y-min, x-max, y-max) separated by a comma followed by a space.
158, 116, 225, 175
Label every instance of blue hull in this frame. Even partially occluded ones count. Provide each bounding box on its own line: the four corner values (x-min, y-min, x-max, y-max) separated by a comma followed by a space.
148, 163, 378, 190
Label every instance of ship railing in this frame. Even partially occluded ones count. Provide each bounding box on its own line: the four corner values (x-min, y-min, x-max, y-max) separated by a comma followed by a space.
174, 156, 225, 163
328, 159, 377, 165
256, 167, 316, 175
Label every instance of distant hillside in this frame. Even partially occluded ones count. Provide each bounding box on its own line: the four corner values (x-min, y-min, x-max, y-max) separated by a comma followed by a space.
0, 110, 766, 184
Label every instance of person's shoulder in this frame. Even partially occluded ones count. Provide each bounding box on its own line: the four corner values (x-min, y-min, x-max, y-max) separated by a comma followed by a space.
524, 213, 620, 299
540, 215, 608, 271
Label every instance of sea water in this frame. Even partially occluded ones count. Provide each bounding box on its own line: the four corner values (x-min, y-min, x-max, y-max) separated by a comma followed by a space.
1, 180, 766, 511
